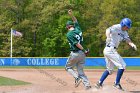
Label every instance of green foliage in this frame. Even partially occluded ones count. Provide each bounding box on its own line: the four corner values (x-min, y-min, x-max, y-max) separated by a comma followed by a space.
0, 0, 140, 57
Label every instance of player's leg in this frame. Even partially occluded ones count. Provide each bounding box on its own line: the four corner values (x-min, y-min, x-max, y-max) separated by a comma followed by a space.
76, 63, 91, 89
113, 69, 124, 91
114, 55, 125, 90
107, 51, 126, 90
95, 57, 114, 88
76, 52, 91, 89
65, 52, 79, 79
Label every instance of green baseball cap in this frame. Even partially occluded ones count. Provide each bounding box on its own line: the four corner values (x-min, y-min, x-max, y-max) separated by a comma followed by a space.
66, 21, 74, 26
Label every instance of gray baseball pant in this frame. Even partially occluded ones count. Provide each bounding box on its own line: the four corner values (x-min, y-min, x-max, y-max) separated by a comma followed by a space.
65, 50, 90, 87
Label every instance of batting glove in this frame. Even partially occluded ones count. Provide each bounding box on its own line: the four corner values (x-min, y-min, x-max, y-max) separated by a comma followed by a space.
130, 43, 137, 51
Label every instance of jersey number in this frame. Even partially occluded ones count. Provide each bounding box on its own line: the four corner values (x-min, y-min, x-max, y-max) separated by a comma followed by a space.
75, 32, 83, 41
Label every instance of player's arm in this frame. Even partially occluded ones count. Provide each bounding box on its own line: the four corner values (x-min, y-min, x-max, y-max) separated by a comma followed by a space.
106, 28, 111, 38
76, 43, 89, 55
76, 43, 84, 50
67, 35, 83, 50
124, 32, 137, 51
68, 9, 82, 31
68, 9, 77, 23
68, 34, 89, 55
105, 28, 111, 43
126, 39, 137, 51
106, 25, 118, 43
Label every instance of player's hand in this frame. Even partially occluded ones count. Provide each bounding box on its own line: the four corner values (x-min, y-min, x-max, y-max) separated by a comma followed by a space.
68, 9, 72, 15
130, 43, 137, 51
83, 49, 90, 56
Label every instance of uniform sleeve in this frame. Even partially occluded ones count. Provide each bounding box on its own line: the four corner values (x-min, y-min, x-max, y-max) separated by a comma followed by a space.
124, 32, 130, 41
74, 21, 82, 31
109, 25, 118, 34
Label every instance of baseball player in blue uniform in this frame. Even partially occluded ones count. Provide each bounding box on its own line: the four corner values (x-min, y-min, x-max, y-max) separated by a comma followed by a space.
95, 18, 137, 90
65, 9, 91, 90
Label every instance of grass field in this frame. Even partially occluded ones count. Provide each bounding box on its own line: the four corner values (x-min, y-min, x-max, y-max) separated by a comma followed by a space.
0, 76, 30, 86
0, 66, 140, 70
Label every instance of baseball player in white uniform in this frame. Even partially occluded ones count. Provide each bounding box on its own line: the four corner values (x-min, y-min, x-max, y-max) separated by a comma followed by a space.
95, 18, 137, 90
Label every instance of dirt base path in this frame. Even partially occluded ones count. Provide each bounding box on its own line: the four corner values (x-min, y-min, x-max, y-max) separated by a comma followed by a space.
0, 69, 140, 93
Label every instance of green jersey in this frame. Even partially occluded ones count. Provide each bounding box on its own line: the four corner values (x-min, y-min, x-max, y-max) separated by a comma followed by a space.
66, 22, 83, 51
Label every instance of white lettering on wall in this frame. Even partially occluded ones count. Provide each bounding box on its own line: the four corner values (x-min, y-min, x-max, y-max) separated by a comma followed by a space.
27, 58, 59, 66
0, 59, 5, 66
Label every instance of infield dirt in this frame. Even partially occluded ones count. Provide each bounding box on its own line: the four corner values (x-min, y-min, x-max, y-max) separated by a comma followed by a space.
0, 69, 140, 93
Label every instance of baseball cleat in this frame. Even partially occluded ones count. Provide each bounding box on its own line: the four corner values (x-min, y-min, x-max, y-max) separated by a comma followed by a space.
75, 78, 82, 88
113, 83, 124, 91
85, 86, 92, 90
95, 82, 102, 89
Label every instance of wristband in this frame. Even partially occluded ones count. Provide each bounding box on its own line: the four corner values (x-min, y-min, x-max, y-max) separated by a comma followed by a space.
82, 49, 85, 52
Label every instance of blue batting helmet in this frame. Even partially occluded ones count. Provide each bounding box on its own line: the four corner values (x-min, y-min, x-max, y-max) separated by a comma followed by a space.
120, 18, 132, 28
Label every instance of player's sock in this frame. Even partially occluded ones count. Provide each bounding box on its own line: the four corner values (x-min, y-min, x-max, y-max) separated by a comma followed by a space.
99, 70, 109, 85
115, 69, 124, 84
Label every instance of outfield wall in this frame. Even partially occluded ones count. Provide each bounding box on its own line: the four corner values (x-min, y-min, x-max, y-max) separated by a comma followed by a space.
0, 57, 140, 66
